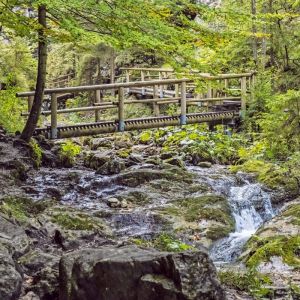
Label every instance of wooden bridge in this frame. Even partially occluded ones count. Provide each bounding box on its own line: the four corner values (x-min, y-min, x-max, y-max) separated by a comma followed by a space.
17, 68, 256, 139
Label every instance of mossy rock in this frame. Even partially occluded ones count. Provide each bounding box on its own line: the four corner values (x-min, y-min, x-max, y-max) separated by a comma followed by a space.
115, 169, 193, 187
176, 195, 233, 224
0, 197, 54, 222
230, 160, 298, 194
243, 235, 300, 268
50, 210, 104, 231
158, 195, 235, 241
121, 191, 151, 205
282, 203, 300, 226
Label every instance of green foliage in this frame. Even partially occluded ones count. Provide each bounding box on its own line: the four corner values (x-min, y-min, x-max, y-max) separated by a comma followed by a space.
157, 124, 248, 164
258, 90, 300, 159
59, 140, 81, 167
139, 131, 152, 144
133, 233, 194, 252
0, 87, 25, 132
29, 139, 42, 168
219, 268, 272, 299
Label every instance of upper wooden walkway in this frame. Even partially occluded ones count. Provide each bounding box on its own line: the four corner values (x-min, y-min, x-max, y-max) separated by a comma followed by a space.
17, 68, 255, 139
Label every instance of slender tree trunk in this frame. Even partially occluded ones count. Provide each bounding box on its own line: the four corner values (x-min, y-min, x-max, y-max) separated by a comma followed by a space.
21, 5, 47, 142
261, 3, 267, 69
251, 0, 258, 65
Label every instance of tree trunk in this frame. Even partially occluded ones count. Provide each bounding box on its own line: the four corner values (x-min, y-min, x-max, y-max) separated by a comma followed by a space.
21, 5, 47, 142
251, 0, 258, 65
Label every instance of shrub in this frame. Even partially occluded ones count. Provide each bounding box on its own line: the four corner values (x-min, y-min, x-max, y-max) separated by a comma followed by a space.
59, 140, 81, 167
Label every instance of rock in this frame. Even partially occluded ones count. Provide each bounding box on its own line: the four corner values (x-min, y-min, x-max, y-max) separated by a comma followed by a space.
96, 159, 125, 175
164, 157, 185, 168
19, 250, 60, 300
107, 198, 121, 208
114, 139, 133, 149
120, 199, 128, 208
0, 247, 23, 300
41, 150, 59, 168
84, 151, 111, 170
59, 245, 224, 300
0, 213, 30, 257
197, 162, 212, 168
114, 169, 193, 188
89, 138, 113, 150
160, 152, 177, 160
19, 291, 40, 300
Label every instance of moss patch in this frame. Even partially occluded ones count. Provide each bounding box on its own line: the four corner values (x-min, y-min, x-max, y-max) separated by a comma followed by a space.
51, 211, 103, 231
230, 159, 298, 193
0, 197, 52, 222
244, 235, 300, 268
282, 204, 300, 226
218, 269, 272, 298
158, 195, 235, 240
176, 195, 234, 225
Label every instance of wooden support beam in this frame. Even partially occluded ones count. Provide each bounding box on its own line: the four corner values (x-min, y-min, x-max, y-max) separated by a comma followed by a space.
180, 81, 187, 125
118, 87, 125, 131
51, 93, 58, 139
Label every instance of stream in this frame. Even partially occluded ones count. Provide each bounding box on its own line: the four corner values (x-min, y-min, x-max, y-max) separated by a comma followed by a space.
24, 163, 276, 264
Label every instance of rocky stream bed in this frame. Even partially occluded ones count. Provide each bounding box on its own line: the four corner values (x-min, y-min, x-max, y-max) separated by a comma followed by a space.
0, 126, 299, 300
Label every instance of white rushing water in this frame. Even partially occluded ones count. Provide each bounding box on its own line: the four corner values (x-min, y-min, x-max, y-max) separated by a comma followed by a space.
210, 180, 275, 263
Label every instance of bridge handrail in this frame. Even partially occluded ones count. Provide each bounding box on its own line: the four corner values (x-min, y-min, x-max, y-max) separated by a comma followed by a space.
16, 78, 191, 97
120, 67, 256, 79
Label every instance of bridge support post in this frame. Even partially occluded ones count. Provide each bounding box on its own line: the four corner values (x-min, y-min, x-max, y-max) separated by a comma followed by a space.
141, 71, 145, 96
118, 87, 125, 131
153, 85, 160, 117
180, 81, 187, 125
95, 90, 101, 122
241, 76, 247, 118
51, 93, 58, 139
159, 72, 164, 98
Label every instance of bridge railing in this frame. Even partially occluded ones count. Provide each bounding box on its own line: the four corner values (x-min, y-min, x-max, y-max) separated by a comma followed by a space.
17, 71, 255, 139
17, 78, 192, 139
120, 67, 255, 108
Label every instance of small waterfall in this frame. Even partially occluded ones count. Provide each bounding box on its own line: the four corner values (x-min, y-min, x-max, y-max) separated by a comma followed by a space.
210, 180, 274, 263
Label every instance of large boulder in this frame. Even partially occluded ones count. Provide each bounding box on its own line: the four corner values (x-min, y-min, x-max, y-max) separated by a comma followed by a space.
59, 245, 224, 300
0, 213, 29, 300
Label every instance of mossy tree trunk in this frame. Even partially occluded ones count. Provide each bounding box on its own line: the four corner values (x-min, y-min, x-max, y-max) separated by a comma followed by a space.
21, 5, 47, 142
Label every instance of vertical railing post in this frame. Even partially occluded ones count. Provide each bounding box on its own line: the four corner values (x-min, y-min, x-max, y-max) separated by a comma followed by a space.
180, 81, 187, 125
95, 89, 101, 122
224, 78, 228, 97
175, 84, 179, 98
159, 72, 163, 98
153, 85, 160, 116
241, 76, 247, 118
118, 87, 125, 132
141, 70, 145, 96
126, 70, 130, 93
51, 93, 58, 139
28, 96, 34, 112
